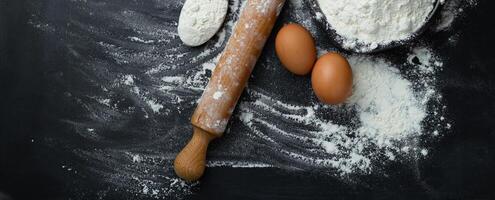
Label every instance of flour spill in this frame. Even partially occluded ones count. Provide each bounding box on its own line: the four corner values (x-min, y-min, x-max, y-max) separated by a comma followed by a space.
27, 0, 474, 199
233, 47, 447, 174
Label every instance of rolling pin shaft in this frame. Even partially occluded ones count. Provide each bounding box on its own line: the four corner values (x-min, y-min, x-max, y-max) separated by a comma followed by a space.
174, 0, 286, 181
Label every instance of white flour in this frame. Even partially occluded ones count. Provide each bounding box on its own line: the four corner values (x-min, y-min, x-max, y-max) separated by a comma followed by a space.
349, 56, 427, 145
178, 0, 228, 46
317, 0, 437, 51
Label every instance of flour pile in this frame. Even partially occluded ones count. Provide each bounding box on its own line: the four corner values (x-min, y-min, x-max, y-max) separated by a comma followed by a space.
349, 56, 427, 145
317, 0, 437, 51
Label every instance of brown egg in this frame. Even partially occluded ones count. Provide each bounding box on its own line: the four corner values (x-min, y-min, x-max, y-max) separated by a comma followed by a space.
311, 52, 353, 105
275, 23, 317, 75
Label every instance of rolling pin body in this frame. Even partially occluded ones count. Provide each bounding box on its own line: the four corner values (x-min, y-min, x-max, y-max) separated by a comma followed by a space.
174, 0, 286, 181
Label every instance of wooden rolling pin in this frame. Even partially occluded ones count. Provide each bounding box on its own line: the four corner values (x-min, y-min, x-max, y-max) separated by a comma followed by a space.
174, 0, 286, 181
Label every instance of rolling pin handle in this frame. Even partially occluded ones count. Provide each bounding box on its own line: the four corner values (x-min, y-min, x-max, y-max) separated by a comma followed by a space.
174, 127, 216, 181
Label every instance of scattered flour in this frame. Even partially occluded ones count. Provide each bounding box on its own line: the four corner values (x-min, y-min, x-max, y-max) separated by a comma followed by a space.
434, 0, 478, 31
26, 0, 478, 198
317, 0, 437, 52
147, 99, 164, 113
123, 75, 135, 85
132, 154, 143, 163
212, 91, 224, 100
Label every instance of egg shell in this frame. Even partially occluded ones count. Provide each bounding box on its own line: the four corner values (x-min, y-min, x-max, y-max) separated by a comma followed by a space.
275, 23, 317, 75
311, 52, 353, 105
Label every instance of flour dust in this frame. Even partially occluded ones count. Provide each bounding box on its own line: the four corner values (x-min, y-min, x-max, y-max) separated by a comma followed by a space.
27, 0, 474, 199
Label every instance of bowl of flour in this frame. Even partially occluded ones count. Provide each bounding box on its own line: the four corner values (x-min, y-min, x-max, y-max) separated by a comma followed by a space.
308, 0, 441, 53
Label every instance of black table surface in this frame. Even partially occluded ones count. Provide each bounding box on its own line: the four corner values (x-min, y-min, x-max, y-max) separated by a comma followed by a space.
1, 0, 495, 200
